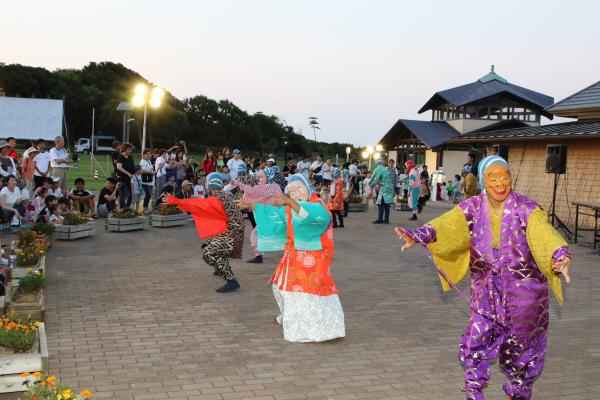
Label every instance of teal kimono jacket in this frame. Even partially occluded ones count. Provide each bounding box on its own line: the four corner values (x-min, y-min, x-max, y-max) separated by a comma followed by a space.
254, 201, 331, 252
369, 164, 395, 205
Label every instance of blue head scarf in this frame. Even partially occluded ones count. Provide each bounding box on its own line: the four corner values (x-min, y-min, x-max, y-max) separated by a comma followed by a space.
206, 172, 224, 190
238, 163, 247, 175
286, 173, 315, 198
271, 166, 280, 175
332, 167, 341, 178
478, 155, 509, 193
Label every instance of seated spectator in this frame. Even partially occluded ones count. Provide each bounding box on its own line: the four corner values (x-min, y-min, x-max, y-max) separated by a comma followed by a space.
48, 204, 64, 225
36, 194, 57, 224
220, 166, 231, 183
57, 197, 70, 213
0, 175, 26, 225
164, 175, 177, 192
193, 176, 206, 198
31, 187, 48, 221
154, 185, 174, 212
48, 177, 64, 198
69, 178, 97, 217
176, 180, 197, 199
97, 177, 119, 218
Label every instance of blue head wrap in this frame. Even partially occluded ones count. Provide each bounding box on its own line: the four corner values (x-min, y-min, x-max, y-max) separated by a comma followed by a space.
375, 159, 384, 166
263, 166, 273, 178
286, 173, 314, 197
271, 166, 280, 175
478, 155, 509, 193
238, 163, 247, 175
206, 172, 224, 190
332, 167, 341, 178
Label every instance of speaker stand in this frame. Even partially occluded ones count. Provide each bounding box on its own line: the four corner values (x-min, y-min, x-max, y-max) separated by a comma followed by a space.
549, 173, 573, 241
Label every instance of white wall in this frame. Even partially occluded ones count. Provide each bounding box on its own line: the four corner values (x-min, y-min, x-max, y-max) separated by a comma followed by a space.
440, 150, 468, 178
0, 97, 63, 140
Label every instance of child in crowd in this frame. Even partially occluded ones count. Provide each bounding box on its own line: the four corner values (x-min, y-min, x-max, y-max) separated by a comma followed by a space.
58, 197, 70, 213
69, 178, 96, 216
447, 180, 454, 202
216, 153, 225, 169
48, 204, 64, 225
164, 175, 177, 192
362, 171, 374, 206
154, 185, 175, 213
193, 176, 206, 198
31, 187, 48, 221
48, 177, 63, 198
36, 195, 58, 224
131, 166, 145, 212
220, 166, 231, 183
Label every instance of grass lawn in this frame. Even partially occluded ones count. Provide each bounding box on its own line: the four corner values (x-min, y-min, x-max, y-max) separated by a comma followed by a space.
70, 153, 114, 191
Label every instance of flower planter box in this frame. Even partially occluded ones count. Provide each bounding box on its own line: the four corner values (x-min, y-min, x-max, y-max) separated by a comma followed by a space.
6, 284, 45, 323
105, 216, 148, 232
348, 202, 368, 212
10, 257, 45, 285
41, 233, 53, 249
150, 213, 189, 228
0, 323, 48, 393
54, 223, 96, 240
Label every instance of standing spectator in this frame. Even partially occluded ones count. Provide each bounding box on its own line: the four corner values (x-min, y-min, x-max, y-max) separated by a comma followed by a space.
154, 149, 168, 199
398, 168, 409, 199
115, 143, 136, 210
202, 149, 217, 174
110, 141, 123, 176
49, 136, 70, 193
0, 141, 17, 178
348, 159, 361, 194
69, 177, 96, 216
130, 166, 145, 212
0, 175, 26, 226
6, 137, 19, 162
97, 177, 119, 218
222, 147, 232, 165
321, 158, 333, 185
453, 174, 463, 203
216, 153, 225, 169
266, 157, 276, 168
139, 149, 155, 214
362, 171, 374, 206
418, 170, 431, 213
311, 154, 325, 187
282, 157, 294, 177
226, 149, 244, 180
20, 146, 39, 194
461, 153, 478, 199
297, 156, 311, 179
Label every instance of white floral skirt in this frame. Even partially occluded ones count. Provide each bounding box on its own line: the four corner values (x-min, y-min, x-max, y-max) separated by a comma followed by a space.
272, 285, 345, 343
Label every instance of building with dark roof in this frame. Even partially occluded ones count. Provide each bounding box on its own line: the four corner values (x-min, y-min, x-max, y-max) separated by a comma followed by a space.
379, 66, 553, 180
447, 80, 600, 228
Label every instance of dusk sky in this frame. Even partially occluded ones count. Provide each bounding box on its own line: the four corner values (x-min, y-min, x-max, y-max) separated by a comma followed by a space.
2, 0, 599, 146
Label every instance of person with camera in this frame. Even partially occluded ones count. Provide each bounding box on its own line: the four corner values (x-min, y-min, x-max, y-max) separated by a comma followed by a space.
115, 143, 136, 210
97, 177, 120, 218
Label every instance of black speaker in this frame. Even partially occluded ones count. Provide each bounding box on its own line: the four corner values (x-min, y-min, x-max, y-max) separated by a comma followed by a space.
493, 144, 509, 161
546, 144, 567, 174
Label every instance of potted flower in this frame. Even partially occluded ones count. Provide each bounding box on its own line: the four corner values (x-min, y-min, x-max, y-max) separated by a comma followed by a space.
347, 194, 368, 212
0, 315, 48, 393
150, 204, 188, 228
54, 212, 95, 240
10, 231, 47, 283
30, 223, 55, 248
395, 195, 412, 211
20, 374, 92, 398
105, 210, 148, 232
6, 272, 46, 323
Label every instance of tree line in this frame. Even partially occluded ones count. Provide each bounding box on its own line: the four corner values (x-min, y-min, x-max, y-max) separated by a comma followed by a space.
0, 61, 356, 158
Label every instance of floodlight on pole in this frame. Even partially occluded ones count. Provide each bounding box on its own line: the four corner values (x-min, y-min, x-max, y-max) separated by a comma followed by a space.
345, 146, 351, 162
361, 151, 369, 159
375, 144, 383, 152
131, 82, 163, 156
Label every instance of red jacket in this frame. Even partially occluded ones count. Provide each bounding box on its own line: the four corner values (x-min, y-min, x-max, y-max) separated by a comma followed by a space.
201, 159, 217, 174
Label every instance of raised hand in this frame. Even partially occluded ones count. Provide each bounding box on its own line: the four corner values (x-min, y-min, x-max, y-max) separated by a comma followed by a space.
274, 194, 290, 207
394, 227, 416, 252
552, 256, 572, 284
239, 198, 256, 211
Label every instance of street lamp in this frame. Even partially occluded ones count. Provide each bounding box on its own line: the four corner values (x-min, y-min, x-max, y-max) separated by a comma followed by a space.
345, 146, 352, 162
362, 144, 383, 170
132, 83, 164, 155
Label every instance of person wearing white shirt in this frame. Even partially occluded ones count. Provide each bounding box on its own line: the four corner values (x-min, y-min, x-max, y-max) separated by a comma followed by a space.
33, 139, 51, 189
0, 175, 26, 224
154, 149, 168, 199
139, 149, 155, 214
226, 149, 244, 180
297, 156, 311, 179
321, 159, 333, 183
310, 154, 325, 187
49, 136, 70, 192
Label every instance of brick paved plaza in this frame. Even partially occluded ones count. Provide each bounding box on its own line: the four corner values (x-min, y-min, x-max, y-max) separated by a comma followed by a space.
17, 204, 600, 399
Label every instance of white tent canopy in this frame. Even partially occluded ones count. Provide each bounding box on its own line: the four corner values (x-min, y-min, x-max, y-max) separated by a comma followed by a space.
0, 97, 64, 140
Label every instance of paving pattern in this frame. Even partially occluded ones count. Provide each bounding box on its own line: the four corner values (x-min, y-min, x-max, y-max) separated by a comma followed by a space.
18, 203, 600, 399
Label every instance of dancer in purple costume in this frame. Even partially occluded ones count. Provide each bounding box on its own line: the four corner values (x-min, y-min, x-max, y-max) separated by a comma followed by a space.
395, 155, 572, 400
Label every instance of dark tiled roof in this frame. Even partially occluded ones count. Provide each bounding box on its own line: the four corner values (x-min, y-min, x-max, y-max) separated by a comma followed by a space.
546, 81, 600, 113
451, 121, 600, 142
379, 119, 459, 148
418, 80, 554, 117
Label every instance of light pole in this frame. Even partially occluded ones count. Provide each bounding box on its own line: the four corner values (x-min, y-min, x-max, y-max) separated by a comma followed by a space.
345, 146, 351, 162
362, 144, 383, 170
132, 83, 164, 156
